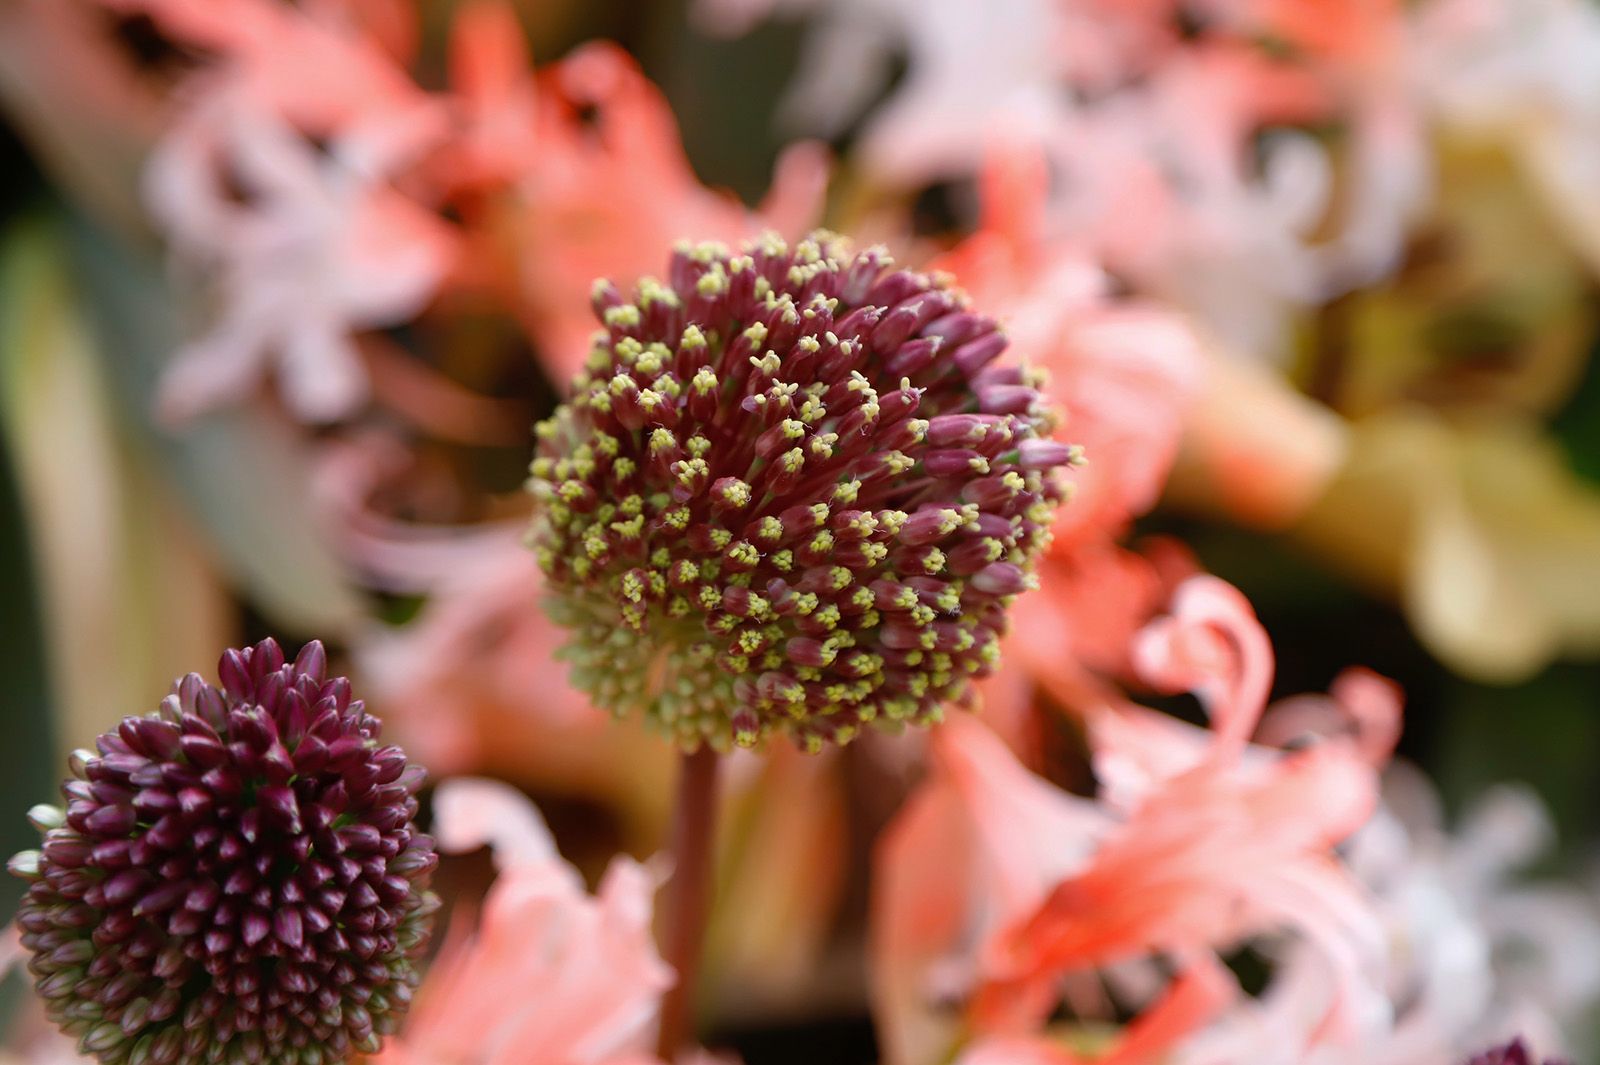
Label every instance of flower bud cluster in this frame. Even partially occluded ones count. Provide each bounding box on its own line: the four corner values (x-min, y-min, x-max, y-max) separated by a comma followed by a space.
9, 640, 438, 1065
528, 232, 1078, 750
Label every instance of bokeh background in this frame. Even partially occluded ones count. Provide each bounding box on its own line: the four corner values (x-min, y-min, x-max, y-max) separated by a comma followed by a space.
2, 1, 1599, 1061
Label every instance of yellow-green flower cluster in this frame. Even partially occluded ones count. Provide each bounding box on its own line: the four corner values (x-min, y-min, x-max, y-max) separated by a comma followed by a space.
528, 232, 1077, 751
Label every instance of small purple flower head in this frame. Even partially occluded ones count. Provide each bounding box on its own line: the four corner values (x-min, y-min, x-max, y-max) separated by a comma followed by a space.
8, 639, 438, 1065
527, 232, 1077, 751
1464, 1039, 1569, 1065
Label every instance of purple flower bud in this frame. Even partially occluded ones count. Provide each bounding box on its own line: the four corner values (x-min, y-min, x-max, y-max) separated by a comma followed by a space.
885, 336, 942, 377
924, 449, 985, 478
971, 562, 1029, 595
923, 311, 987, 347
1017, 438, 1078, 470
899, 507, 964, 546
527, 233, 1073, 751
10, 639, 435, 1065
953, 331, 1009, 376
924, 414, 994, 448
977, 384, 1038, 415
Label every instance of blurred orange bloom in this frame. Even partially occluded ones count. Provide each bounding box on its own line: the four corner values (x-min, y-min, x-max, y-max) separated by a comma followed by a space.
935, 144, 1206, 728
378, 778, 683, 1065
100, 0, 435, 142
474, 40, 829, 381
873, 578, 1396, 1065
435, 5, 828, 382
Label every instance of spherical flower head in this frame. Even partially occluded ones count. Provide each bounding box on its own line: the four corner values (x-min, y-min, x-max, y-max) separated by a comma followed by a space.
526, 231, 1078, 751
8, 639, 439, 1065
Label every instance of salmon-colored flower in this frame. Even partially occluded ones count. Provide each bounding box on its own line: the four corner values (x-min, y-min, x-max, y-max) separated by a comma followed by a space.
425, 6, 829, 378
440, 1, 542, 194
980, 580, 1388, 1032
935, 145, 1203, 553
933, 144, 1206, 713
496, 41, 829, 382
97, 0, 826, 423
873, 576, 1393, 1065
98, 0, 436, 148
378, 778, 680, 1065
870, 711, 1106, 1065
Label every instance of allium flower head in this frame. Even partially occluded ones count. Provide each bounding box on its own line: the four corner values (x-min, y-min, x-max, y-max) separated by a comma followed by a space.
8, 639, 438, 1065
527, 231, 1076, 750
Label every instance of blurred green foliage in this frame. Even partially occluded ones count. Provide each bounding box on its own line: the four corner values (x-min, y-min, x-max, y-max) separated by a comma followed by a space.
0, 378, 56, 1025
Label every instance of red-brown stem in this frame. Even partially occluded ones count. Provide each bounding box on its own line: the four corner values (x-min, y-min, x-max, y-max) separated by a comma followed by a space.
656, 745, 721, 1061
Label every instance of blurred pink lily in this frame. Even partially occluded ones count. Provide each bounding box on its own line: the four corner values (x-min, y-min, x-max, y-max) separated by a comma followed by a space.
934, 144, 1205, 722
440, 1, 543, 195
305, 437, 675, 844
488, 39, 829, 381
146, 85, 455, 422
423, 6, 829, 381
98, 0, 437, 152
935, 144, 1204, 554
706, 0, 1425, 357
378, 778, 700, 1065
99, 0, 810, 424
874, 577, 1394, 1065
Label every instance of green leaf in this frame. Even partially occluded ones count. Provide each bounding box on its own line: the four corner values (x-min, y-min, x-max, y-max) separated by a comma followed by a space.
0, 317, 56, 1034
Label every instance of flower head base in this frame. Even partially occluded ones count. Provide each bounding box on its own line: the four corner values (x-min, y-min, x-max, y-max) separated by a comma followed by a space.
8, 639, 439, 1065
527, 231, 1076, 750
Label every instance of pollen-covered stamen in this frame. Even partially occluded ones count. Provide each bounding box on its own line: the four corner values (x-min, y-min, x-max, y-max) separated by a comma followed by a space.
528, 231, 1075, 751
9, 639, 438, 1065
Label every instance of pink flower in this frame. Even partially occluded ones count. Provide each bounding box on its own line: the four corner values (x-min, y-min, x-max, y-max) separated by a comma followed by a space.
98, 0, 434, 149
873, 576, 1394, 1065
498, 41, 830, 381
147, 85, 455, 421
416, 9, 830, 381
872, 713, 1109, 1065
935, 144, 1204, 553
440, 1, 542, 193
91, 0, 826, 421
379, 778, 677, 1065
935, 144, 1206, 706
307, 438, 676, 833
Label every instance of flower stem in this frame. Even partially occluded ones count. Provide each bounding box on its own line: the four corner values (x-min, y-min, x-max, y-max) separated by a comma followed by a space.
656, 745, 721, 1061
